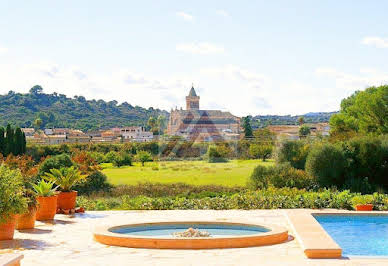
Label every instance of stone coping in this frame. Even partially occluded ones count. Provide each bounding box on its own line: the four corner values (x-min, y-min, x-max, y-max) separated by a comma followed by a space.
94, 221, 289, 249
0, 254, 23, 266
285, 209, 342, 259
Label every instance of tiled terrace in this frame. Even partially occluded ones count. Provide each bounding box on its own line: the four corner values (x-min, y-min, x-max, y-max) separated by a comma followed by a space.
1, 210, 388, 266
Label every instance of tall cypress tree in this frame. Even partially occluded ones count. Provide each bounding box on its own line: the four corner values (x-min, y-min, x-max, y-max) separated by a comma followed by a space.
14, 127, 23, 155
21, 132, 26, 154
5, 124, 14, 156
0, 127, 5, 155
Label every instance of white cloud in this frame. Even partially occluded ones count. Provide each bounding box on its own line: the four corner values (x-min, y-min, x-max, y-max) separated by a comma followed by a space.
176, 11, 193, 21
0, 45, 8, 55
176, 42, 225, 55
216, 10, 229, 17
201, 65, 269, 87
316, 67, 388, 90
0, 61, 366, 117
362, 37, 388, 48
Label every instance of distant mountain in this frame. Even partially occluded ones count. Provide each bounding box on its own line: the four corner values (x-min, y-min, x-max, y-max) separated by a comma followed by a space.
252, 111, 337, 128
0, 86, 169, 132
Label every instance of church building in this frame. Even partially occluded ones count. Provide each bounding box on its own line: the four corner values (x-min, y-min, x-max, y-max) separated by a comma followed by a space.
167, 86, 241, 141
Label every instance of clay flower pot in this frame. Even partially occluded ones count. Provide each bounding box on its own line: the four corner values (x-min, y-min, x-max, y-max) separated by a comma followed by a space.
16, 207, 37, 230
36, 195, 58, 221
355, 204, 373, 211
57, 191, 78, 210
0, 215, 16, 240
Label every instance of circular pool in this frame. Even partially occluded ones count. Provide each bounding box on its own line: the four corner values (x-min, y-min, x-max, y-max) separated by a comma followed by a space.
94, 221, 288, 249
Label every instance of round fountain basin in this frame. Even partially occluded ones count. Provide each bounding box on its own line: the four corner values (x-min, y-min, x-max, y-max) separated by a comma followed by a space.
94, 221, 289, 249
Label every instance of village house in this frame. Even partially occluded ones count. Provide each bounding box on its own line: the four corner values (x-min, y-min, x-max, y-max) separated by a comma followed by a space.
120, 126, 153, 142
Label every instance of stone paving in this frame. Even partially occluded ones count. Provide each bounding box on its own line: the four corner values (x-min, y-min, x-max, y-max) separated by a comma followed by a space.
0, 210, 388, 265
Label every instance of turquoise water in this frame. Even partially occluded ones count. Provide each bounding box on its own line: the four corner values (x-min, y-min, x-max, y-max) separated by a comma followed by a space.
111, 223, 269, 238
314, 214, 388, 256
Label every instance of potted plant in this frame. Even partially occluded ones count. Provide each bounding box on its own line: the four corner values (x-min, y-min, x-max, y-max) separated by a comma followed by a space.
0, 165, 27, 240
351, 195, 374, 211
16, 188, 38, 230
43, 166, 86, 210
32, 180, 58, 221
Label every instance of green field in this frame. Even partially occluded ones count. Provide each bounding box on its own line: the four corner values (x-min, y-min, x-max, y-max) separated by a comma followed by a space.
101, 160, 273, 187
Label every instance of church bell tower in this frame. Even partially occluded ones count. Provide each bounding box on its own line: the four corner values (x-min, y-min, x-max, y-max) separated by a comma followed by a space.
186, 85, 200, 110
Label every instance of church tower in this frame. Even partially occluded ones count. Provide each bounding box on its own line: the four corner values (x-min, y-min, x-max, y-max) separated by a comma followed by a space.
186, 85, 200, 110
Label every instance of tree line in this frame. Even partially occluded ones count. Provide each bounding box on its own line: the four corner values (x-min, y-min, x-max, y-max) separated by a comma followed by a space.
0, 125, 27, 156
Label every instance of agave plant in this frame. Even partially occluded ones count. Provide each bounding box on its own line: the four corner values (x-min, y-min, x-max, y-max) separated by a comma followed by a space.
32, 179, 58, 197
42, 166, 87, 192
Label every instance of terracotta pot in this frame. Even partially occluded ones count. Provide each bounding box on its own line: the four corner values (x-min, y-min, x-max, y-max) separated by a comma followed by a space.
16, 207, 37, 230
355, 204, 373, 211
0, 215, 16, 240
57, 191, 77, 210
36, 195, 58, 221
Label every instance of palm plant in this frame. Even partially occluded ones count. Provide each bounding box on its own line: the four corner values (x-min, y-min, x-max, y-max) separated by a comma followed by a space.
32, 180, 58, 197
42, 166, 86, 192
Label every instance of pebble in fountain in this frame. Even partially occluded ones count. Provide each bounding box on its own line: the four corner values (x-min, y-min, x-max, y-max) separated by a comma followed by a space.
173, 227, 211, 237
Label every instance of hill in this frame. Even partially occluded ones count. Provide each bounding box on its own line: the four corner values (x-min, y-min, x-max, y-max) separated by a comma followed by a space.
252, 112, 337, 128
0, 86, 168, 131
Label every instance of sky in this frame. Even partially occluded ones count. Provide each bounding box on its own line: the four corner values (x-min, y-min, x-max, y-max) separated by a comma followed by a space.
0, 0, 388, 116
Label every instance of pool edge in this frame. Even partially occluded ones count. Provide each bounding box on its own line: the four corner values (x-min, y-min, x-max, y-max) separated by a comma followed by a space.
94, 221, 289, 249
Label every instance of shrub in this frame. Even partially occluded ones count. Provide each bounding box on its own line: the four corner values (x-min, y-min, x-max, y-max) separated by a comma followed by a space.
305, 143, 347, 188
73, 171, 112, 195
276, 140, 310, 169
38, 154, 74, 176
269, 163, 317, 190
104, 151, 119, 163
88, 152, 105, 164
249, 144, 273, 161
248, 163, 316, 190
77, 187, 388, 211
135, 150, 152, 166
0, 165, 27, 223
351, 194, 374, 208
248, 165, 274, 189
207, 146, 228, 163
342, 136, 388, 189
112, 153, 132, 167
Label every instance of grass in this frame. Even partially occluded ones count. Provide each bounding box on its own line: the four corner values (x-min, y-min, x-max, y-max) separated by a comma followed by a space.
101, 159, 273, 187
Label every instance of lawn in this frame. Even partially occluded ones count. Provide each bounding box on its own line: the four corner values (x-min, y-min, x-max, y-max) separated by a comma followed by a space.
101, 159, 273, 187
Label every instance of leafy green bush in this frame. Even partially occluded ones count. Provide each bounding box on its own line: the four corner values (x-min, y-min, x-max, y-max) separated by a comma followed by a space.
38, 154, 74, 176
305, 143, 347, 188
249, 144, 273, 161
248, 163, 316, 190
104, 151, 119, 164
112, 153, 132, 167
74, 171, 112, 196
351, 194, 373, 207
276, 140, 310, 169
269, 163, 317, 190
342, 136, 388, 189
0, 165, 27, 223
77, 187, 388, 211
135, 150, 152, 166
248, 164, 274, 189
88, 152, 105, 164
207, 146, 228, 163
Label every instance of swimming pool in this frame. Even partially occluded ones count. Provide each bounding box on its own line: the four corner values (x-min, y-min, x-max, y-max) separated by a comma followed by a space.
314, 214, 388, 256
